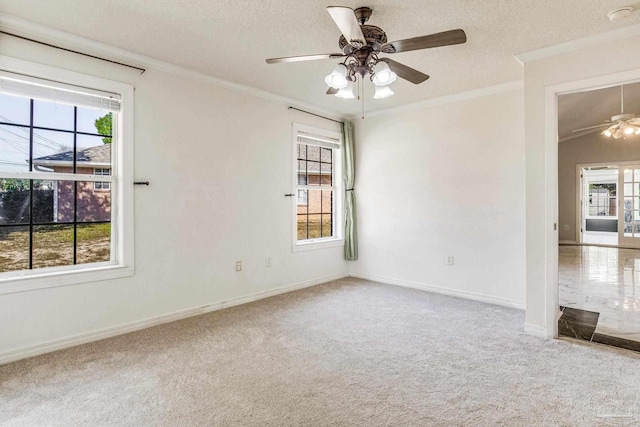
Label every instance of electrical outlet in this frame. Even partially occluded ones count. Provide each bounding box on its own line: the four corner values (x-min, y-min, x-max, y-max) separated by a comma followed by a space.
564, 224, 570, 231
235, 261, 242, 272
266, 257, 272, 267
446, 256, 454, 266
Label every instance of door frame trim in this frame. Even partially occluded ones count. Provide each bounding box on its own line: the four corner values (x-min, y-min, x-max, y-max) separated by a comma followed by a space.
544, 69, 640, 338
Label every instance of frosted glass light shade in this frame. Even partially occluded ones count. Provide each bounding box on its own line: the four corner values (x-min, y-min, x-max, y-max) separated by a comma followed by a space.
373, 84, 394, 99
335, 81, 355, 99
372, 62, 397, 86
324, 64, 348, 89
613, 128, 623, 139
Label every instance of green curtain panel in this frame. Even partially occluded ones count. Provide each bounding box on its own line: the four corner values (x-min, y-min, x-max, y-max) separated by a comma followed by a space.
343, 121, 358, 260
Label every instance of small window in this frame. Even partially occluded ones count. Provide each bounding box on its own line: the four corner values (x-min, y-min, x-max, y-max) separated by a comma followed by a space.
588, 183, 617, 218
293, 124, 343, 248
94, 168, 111, 190
297, 174, 308, 205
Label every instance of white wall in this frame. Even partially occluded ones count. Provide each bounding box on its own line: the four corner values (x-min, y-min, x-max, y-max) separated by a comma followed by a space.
349, 87, 526, 308
558, 132, 640, 242
523, 31, 640, 336
0, 33, 348, 361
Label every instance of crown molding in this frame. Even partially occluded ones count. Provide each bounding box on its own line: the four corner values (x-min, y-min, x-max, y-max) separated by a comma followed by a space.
0, 13, 347, 122
515, 22, 640, 64
355, 80, 523, 119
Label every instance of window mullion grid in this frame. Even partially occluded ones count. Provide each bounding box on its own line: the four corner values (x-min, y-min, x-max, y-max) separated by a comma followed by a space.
330, 148, 333, 237
0, 121, 109, 139
320, 189, 324, 237
305, 146, 309, 240
295, 141, 337, 242
28, 99, 34, 270
73, 106, 78, 265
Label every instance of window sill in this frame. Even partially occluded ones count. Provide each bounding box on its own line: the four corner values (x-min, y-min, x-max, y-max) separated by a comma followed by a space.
293, 238, 344, 253
0, 263, 134, 295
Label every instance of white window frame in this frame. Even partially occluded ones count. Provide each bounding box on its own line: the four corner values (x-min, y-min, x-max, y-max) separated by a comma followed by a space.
292, 123, 343, 252
0, 55, 134, 295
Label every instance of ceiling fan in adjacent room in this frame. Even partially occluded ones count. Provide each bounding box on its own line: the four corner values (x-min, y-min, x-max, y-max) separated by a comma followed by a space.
265, 6, 466, 101
572, 85, 640, 139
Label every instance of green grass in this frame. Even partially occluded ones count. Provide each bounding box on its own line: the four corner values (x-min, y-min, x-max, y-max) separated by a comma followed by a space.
31, 223, 111, 243
297, 218, 333, 240
78, 223, 111, 242
0, 223, 111, 272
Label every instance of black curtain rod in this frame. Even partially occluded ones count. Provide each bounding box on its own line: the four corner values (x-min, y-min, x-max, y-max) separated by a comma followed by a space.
0, 30, 146, 74
288, 106, 344, 124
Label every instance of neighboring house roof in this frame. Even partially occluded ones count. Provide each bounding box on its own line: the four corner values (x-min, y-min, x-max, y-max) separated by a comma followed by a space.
32, 145, 111, 168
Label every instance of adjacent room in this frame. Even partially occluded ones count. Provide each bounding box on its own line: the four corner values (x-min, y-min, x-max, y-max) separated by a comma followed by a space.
557, 82, 640, 352
2, 1, 640, 425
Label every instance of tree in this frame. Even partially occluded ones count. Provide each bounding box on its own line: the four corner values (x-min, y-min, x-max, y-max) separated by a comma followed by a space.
94, 112, 112, 144
0, 179, 28, 191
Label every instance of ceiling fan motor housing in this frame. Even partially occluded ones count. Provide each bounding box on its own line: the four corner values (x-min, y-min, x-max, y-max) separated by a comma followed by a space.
339, 25, 388, 53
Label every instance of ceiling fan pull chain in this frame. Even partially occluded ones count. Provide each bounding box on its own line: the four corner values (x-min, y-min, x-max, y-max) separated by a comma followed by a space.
362, 80, 365, 120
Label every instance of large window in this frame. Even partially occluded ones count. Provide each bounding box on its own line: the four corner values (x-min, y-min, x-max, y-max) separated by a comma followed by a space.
293, 124, 342, 249
0, 56, 134, 293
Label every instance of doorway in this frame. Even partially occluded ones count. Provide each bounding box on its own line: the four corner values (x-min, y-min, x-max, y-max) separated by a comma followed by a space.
620, 164, 640, 247
579, 165, 618, 246
556, 82, 640, 351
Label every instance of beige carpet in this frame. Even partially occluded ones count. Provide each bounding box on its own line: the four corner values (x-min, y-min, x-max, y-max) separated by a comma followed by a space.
2, 278, 640, 426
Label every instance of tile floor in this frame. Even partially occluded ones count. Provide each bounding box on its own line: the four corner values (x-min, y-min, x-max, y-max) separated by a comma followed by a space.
559, 244, 640, 351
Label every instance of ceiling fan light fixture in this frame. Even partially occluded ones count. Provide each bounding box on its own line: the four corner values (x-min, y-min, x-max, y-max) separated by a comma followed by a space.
324, 64, 349, 89
613, 128, 624, 139
623, 124, 635, 135
335, 80, 355, 99
373, 84, 394, 99
603, 128, 613, 137
372, 62, 397, 86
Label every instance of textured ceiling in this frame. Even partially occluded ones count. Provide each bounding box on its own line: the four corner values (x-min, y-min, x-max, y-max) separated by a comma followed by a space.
558, 82, 640, 141
2, 0, 640, 116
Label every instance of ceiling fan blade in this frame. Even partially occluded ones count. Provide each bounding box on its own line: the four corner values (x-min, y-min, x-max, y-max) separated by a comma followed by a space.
327, 6, 366, 47
382, 29, 467, 54
326, 87, 339, 95
378, 58, 429, 84
266, 53, 344, 64
571, 123, 611, 133
559, 127, 606, 143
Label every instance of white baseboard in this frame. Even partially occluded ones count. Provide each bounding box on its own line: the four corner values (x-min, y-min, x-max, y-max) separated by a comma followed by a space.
349, 273, 525, 310
523, 322, 548, 338
0, 273, 348, 366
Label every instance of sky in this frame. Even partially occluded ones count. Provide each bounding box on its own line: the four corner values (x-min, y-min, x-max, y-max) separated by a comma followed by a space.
0, 93, 110, 172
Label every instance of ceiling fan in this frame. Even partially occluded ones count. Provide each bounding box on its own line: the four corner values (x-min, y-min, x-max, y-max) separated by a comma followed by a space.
572, 85, 640, 139
265, 6, 466, 100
